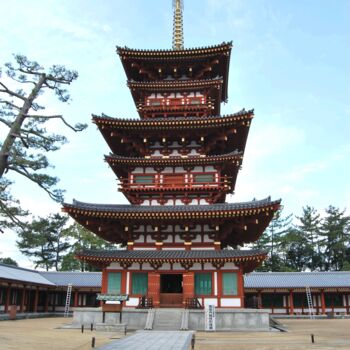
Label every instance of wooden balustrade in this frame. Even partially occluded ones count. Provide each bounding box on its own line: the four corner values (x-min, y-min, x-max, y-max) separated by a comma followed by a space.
119, 177, 231, 192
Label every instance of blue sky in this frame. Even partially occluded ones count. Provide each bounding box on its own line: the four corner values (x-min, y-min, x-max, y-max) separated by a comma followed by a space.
0, 0, 349, 267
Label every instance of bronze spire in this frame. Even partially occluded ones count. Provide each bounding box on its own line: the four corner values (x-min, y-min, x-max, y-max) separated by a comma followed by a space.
172, 0, 184, 50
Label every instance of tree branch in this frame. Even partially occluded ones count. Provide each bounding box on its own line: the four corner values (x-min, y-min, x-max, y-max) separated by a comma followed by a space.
26, 114, 86, 131
0, 117, 12, 128
0, 99, 21, 110
8, 166, 61, 201
0, 81, 27, 101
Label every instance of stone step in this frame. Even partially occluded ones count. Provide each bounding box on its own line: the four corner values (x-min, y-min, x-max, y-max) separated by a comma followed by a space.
153, 309, 182, 330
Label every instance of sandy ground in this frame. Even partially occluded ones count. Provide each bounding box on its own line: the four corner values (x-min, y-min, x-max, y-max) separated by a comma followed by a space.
195, 319, 350, 350
0, 317, 120, 350
0, 317, 349, 350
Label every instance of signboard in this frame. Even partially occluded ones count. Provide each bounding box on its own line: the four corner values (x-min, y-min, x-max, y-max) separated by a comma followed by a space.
205, 304, 216, 331
97, 294, 129, 302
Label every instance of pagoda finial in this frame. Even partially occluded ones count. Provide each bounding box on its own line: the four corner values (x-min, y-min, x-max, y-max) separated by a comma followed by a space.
172, 0, 184, 50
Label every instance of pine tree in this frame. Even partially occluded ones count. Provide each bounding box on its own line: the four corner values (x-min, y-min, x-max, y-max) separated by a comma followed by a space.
253, 208, 293, 271
0, 54, 87, 229
61, 223, 114, 271
17, 214, 71, 270
296, 206, 322, 270
319, 206, 350, 271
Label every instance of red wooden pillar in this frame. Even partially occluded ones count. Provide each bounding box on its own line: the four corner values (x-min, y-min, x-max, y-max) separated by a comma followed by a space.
5, 284, 11, 313
33, 287, 39, 313
45, 291, 49, 312
100, 268, 108, 307
237, 268, 245, 307
182, 272, 194, 307
345, 293, 349, 315
74, 291, 79, 307
257, 290, 262, 309
289, 289, 294, 315
148, 272, 160, 308
20, 285, 26, 312
321, 289, 326, 315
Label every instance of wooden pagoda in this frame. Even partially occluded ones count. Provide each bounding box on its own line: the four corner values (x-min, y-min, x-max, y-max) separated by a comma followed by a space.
63, 2, 280, 309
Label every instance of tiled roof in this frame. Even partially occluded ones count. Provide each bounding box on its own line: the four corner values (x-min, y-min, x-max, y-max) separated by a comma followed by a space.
244, 272, 350, 289
116, 42, 232, 58
0, 263, 55, 286
127, 78, 223, 90
76, 249, 265, 260
40, 271, 102, 287
92, 109, 253, 128
64, 197, 280, 214
105, 151, 243, 167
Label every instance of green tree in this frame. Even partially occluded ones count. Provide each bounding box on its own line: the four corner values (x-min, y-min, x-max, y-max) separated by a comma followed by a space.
253, 208, 293, 271
296, 206, 322, 270
0, 54, 87, 229
279, 227, 313, 271
61, 223, 114, 271
319, 206, 350, 271
17, 214, 71, 270
0, 257, 18, 266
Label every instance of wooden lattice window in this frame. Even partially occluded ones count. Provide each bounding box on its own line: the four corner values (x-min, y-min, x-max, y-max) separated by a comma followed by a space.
132, 273, 148, 295
193, 174, 215, 183
222, 272, 238, 296
195, 273, 212, 295
107, 272, 121, 294
133, 175, 155, 184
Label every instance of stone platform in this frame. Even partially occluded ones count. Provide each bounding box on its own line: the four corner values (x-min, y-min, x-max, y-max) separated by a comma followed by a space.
96, 330, 194, 350
72, 307, 270, 331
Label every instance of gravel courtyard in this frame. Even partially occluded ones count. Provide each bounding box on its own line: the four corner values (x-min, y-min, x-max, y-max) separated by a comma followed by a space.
0, 317, 349, 350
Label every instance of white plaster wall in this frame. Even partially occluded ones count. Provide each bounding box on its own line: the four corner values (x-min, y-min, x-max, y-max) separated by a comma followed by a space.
163, 235, 172, 243
162, 247, 185, 251
126, 272, 130, 294
221, 263, 238, 270
205, 166, 215, 171
159, 263, 171, 270
133, 247, 156, 251
131, 167, 144, 174
126, 298, 139, 306
220, 298, 241, 307
191, 263, 202, 270
142, 263, 152, 270
146, 234, 156, 243
152, 150, 161, 156
127, 263, 140, 270
174, 234, 182, 243
192, 247, 215, 250
204, 298, 218, 307
192, 236, 201, 243
203, 234, 214, 243
174, 167, 184, 173
203, 263, 215, 270
134, 236, 144, 243
172, 263, 184, 270
107, 263, 122, 270
145, 167, 156, 173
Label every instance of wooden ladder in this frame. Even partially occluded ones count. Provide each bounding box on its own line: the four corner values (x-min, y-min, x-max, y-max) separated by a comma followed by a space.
64, 283, 73, 317
306, 286, 315, 319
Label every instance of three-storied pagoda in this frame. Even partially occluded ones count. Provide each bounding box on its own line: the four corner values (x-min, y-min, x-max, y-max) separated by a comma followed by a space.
63, 0, 280, 309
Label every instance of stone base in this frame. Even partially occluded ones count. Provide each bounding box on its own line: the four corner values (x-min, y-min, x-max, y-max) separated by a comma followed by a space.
189, 308, 270, 331
73, 308, 270, 331
95, 323, 126, 332
72, 308, 148, 330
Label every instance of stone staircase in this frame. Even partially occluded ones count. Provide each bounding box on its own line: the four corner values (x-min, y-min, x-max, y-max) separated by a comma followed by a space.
152, 308, 183, 330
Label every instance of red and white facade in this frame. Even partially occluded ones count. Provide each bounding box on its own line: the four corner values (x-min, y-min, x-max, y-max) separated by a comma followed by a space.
63, 42, 280, 309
